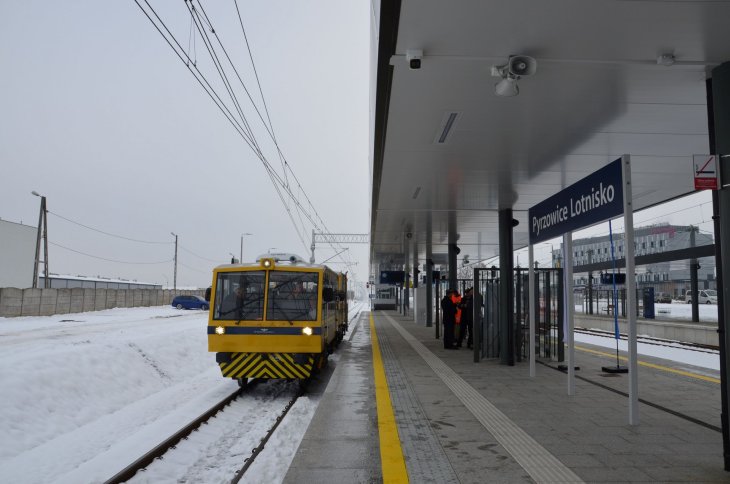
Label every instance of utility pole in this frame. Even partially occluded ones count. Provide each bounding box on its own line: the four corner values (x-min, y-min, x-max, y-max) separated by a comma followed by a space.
241, 232, 252, 262
171, 232, 178, 290
31, 191, 49, 288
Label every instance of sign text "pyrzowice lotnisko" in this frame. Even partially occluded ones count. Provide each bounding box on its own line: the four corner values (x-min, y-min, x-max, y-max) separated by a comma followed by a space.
528, 159, 624, 244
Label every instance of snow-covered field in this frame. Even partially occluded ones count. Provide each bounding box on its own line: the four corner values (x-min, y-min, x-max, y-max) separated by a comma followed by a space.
0, 300, 715, 483
0, 303, 364, 484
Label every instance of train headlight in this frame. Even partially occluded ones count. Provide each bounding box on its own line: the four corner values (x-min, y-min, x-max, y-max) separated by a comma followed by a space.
215, 326, 226, 335
302, 326, 313, 336
262, 258, 273, 268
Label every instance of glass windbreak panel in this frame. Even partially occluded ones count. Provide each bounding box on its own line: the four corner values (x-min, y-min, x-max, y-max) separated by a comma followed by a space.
267, 271, 319, 321
214, 271, 266, 320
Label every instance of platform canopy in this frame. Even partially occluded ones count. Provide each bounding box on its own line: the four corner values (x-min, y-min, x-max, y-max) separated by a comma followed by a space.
370, 0, 730, 270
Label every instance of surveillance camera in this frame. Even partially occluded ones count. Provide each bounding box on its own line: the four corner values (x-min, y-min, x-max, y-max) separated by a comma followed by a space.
507, 55, 537, 77
406, 49, 422, 70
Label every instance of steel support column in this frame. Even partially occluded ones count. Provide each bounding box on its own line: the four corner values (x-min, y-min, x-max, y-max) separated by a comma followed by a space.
709, 62, 730, 471
426, 216, 433, 327
690, 226, 700, 322
404, 233, 410, 316
448, 211, 457, 290
498, 209, 515, 366
412, 237, 418, 321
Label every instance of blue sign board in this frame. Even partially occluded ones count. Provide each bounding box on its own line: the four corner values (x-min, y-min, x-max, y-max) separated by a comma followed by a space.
379, 270, 405, 284
528, 158, 624, 244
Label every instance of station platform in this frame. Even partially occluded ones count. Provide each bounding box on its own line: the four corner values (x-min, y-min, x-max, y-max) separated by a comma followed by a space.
283, 310, 727, 483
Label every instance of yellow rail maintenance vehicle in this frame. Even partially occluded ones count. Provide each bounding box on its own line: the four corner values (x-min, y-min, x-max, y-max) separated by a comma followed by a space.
207, 253, 348, 386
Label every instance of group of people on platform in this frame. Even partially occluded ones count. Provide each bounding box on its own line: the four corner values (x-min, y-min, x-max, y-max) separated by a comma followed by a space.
440, 287, 473, 350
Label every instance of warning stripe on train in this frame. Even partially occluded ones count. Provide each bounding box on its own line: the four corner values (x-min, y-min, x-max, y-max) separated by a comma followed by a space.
220, 353, 315, 379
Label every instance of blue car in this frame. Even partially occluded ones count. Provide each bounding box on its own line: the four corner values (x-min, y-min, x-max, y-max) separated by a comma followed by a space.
172, 295, 209, 310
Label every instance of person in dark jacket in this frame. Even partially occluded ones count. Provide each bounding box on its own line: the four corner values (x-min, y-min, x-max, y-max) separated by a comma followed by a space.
458, 287, 474, 349
440, 289, 458, 349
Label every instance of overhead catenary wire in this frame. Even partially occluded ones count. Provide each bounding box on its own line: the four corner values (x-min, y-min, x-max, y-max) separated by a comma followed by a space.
133, 0, 357, 273
188, 1, 313, 250
179, 261, 211, 274
51, 209, 225, 266
180, 246, 223, 263
232, 0, 289, 188
49, 211, 172, 245
134, 0, 261, 153
50, 242, 173, 265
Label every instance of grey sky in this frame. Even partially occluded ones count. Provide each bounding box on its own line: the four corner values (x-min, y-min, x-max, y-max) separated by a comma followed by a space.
1, 1, 371, 288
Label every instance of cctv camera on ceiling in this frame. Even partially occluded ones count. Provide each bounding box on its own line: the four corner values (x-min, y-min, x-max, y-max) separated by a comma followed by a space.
406, 49, 423, 70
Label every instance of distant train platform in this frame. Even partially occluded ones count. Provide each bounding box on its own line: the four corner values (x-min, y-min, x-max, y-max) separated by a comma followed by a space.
284, 310, 726, 483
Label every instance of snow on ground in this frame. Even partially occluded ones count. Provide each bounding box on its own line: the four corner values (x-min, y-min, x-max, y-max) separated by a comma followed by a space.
574, 332, 720, 371
575, 300, 719, 322
0, 300, 716, 483
0, 306, 232, 483
0, 302, 366, 484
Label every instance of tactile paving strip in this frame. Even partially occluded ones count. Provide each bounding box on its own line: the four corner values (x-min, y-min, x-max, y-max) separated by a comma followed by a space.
383, 313, 584, 484
375, 314, 461, 484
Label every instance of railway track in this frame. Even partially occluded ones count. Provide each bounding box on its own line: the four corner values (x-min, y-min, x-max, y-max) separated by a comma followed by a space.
574, 326, 719, 353
103, 379, 303, 484
105, 303, 364, 483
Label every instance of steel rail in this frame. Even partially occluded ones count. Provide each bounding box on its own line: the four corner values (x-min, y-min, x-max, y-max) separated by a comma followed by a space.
574, 326, 719, 353
104, 383, 256, 484
230, 386, 305, 483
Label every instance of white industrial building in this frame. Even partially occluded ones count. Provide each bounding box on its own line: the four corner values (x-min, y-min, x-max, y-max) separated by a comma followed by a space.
0, 219, 36, 288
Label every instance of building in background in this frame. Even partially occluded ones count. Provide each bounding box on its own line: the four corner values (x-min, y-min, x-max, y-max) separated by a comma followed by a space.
0, 219, 36, 288
553, 224, 715, 297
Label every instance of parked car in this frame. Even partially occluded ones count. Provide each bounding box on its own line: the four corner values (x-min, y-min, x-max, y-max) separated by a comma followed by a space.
172, 295, 209, 310
654, 292, 672, 303
685, 289, 717, 305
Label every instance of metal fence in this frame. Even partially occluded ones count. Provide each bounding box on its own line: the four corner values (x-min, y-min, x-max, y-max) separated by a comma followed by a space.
472, 267, 564, 363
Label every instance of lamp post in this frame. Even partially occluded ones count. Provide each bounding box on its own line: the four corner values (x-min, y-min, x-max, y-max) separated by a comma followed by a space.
31, 191, 49, 288
240, 233, 252, 262
171, 232, 178, 290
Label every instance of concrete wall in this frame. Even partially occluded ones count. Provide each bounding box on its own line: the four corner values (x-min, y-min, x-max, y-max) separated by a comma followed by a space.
575, 314, 718, 347
0, 287, 204, 318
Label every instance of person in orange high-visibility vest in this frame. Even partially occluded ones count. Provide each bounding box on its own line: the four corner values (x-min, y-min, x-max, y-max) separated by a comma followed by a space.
451, 291, 462, 346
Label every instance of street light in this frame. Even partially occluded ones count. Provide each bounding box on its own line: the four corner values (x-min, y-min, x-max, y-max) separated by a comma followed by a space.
240, 233, 253, 262
31, 191, 49, 288
171, 232, 178, 290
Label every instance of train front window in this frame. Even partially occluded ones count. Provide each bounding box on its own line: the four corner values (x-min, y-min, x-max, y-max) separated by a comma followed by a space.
267, 271, 319, 321
214, 271, 265, 321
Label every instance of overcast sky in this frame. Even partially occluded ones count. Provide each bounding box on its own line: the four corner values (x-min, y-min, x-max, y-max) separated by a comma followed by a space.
1, 1, 371, 289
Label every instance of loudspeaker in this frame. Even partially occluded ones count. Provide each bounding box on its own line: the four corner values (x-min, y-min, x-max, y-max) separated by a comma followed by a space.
508, 55, 537, 76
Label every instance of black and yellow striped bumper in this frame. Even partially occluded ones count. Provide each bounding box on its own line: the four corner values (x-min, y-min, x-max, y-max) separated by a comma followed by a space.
217, 352, 316, 379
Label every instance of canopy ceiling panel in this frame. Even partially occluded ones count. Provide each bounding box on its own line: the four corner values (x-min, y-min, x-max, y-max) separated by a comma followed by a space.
371, 0, 730, 269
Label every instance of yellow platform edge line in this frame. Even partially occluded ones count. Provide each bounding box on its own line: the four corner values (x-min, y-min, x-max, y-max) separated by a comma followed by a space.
575, 345, 721, 384
370, 313, 409, 483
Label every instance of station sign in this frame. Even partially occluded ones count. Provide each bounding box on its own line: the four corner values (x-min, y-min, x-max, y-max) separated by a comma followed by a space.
528, 158, 624, 244
693, 155, 719, 190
